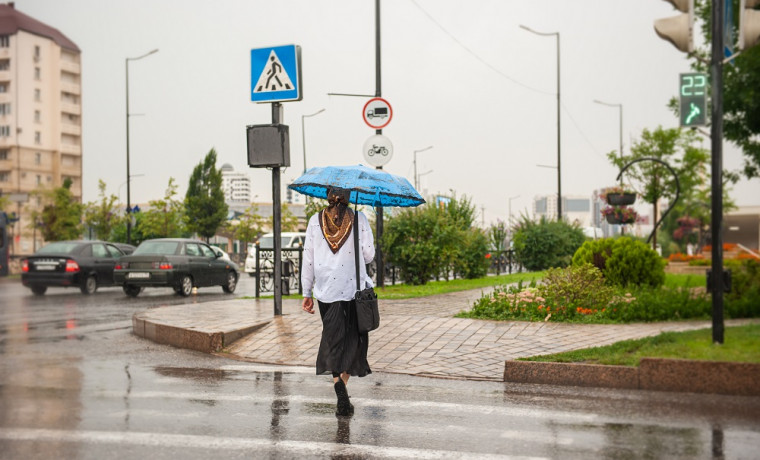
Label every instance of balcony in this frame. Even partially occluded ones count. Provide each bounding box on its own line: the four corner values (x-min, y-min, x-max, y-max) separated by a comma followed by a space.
60, 103, 80, 115
60, 60, 80, 74
61, 82, 80, 96
61, 123, 81, 136
61, 143, 80, 155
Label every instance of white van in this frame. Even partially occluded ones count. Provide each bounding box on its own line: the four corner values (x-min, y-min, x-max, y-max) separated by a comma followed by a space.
245, 232, 306, 276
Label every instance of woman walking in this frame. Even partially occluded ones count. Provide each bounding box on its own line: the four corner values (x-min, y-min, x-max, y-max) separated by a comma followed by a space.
301, 187, 375, 416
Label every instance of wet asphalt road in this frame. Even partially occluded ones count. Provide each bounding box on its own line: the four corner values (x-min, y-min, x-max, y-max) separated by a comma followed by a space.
1, 278, 760, 459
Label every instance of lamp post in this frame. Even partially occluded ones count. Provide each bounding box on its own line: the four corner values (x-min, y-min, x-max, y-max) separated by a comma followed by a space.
520, 25, 561, 220
413, 145, 433, 190
593, 99, 623, 166
301, 108, 325, 174
126, 48, 158, 245
508, 194, 520, 226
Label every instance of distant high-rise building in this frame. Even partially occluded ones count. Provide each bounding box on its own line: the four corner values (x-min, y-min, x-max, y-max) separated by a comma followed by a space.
0, 3, 82, 255
220, 163, 251, 204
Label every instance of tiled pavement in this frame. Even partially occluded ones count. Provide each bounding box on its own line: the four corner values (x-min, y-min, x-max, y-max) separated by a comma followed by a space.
166, 288, 753, 382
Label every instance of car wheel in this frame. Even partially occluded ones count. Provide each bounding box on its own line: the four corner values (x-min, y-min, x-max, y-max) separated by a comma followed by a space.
80, 275, 98, 295
123, 284, 142, 297
178, 275, 193, 297
30, 285, 47, 296
222, 271, 237, 294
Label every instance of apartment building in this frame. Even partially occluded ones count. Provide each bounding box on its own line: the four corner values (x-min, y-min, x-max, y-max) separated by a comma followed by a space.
220, 163, 252, 206
0, 3, 82, 255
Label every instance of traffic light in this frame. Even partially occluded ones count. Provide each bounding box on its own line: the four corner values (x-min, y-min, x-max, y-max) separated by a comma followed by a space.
740, 0, 760, 49
654, 0, 694, 53
679, 72, 708, 127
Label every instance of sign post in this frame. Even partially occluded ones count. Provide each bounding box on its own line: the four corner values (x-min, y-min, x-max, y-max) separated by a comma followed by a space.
249, 44, 302, 315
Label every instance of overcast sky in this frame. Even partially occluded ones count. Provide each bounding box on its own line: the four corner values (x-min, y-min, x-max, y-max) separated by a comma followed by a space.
20, 0, 759, 225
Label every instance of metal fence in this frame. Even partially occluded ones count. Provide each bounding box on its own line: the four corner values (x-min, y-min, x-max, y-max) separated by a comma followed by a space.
254, 244, 303, 298
488, 249, 521, 275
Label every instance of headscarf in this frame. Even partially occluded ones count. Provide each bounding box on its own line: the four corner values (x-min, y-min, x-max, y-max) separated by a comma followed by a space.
319, 187, 354, 254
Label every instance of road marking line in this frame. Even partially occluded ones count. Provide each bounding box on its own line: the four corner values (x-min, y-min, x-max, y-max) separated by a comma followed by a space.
0, 428, 548, 460
96, 390, 597, 421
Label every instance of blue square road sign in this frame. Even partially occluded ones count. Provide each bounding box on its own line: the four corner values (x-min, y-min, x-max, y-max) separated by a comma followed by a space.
250, 45, 302, 103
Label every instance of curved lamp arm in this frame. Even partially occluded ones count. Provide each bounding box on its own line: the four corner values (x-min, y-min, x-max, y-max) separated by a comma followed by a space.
616, 157, 680, 244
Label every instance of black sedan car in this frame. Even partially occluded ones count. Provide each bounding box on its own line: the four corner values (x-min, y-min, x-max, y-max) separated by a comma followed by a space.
21, 240, 136, 295
113, 238, 239, 297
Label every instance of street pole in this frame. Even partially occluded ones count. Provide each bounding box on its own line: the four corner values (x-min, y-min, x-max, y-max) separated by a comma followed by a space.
375, 0, 385, 288
272, 102, 283, 316
413, 145, 433, 190
125, 49, 158, 245
710, 0, 725, 344
520, 26, 561, 220
301, 108, 325, 174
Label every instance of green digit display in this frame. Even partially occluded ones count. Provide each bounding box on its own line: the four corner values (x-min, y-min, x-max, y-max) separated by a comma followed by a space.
679, 73, 708, 127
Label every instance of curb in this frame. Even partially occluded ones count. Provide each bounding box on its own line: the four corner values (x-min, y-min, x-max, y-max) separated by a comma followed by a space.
504, 358, 760, 396
132, 314, 271, 353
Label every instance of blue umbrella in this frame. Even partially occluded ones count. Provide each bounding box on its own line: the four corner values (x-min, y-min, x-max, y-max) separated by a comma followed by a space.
288, 164, 425, 207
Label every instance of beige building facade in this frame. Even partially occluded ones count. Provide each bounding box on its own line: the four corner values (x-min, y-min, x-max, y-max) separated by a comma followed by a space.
0, 3, 81, 256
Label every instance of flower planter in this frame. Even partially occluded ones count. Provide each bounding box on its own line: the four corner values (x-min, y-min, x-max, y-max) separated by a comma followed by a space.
606, 193, 636, 206
605, 214, 635, 225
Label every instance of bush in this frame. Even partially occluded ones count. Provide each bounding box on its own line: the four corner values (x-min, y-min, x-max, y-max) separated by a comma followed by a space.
382, 195, 490, 285
573, 237, 665, 288
725, 259, 760, 318
538, 264, 615, 318
512, 216, 585, 271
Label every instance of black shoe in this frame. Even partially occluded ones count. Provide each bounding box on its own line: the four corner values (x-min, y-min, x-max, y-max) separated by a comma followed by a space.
334, 380, 354, 416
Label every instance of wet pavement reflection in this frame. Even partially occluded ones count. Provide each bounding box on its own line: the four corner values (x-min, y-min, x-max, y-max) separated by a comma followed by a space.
1, 278, 760, 459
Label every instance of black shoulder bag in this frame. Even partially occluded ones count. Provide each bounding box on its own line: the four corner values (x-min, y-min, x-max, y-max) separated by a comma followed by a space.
353, 210, 380, 333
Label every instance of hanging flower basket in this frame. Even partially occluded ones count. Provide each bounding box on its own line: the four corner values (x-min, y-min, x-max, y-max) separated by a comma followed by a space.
601, 205, 639, 225
606, 192, 636, 206
601, 186, 636, 206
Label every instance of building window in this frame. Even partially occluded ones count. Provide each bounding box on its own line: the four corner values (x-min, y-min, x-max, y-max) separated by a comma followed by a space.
35, 152, 41, 165
0, 60, 8, 71
0, 126, 10, 137
0, 36, 9, 48
0, 83, 7, 93
0, 172, 9, 182
34, 45, 40, 60
34, 89, 41, 101
35, 67, 40, 80
35, 110, 40, 123
0, 149, 8, 160
36, 175, 41, 185
34, 131, 41, 144
0, 103, 9, 116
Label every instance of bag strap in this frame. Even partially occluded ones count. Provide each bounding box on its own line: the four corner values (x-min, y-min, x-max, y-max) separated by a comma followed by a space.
353, 208, 360, 292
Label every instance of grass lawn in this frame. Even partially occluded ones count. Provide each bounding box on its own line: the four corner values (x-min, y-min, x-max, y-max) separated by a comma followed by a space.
664, 273, 707, 288
518, 323, 760, 366
375, 271, 545, 299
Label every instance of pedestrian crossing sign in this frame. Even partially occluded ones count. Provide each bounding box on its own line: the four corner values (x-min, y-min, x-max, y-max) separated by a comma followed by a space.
250, 45, 302, 103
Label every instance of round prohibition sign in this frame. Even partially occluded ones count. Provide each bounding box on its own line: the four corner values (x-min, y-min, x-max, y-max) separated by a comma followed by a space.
362, 97, 393, 129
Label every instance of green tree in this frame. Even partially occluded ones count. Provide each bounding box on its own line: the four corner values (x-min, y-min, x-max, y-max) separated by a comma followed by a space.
489, 220, 509, 251
139, 177, 186, 239
0, 195, 9, 213
685, 0, 760, 178
275, 203, 299, 232
512, 215, 585, 271
37, 178, 83, 241
607, 126, 710, 250
184, 148, 228, 241
228, 204, 266, 247
83, 180, 123, 240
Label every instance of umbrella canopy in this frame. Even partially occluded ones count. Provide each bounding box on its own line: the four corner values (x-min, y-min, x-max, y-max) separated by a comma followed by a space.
289, 164, 425, 207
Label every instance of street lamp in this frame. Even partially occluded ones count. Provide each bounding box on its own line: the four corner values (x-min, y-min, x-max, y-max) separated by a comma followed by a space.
593, 99, 623, 166
508, 194, 520, 226
126, 48, 158, 245
413, 145, 433, 190
520, 24, 561, 220
301, 108, 325, 173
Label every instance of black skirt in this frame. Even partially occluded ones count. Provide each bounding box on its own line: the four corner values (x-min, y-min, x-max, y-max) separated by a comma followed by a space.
316, 300, 372, 377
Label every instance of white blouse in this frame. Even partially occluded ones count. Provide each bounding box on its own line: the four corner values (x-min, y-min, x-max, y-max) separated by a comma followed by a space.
301, 210, 375, 303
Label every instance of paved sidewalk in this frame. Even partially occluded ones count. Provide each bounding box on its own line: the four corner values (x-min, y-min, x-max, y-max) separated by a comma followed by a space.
133, 288, 754, 382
